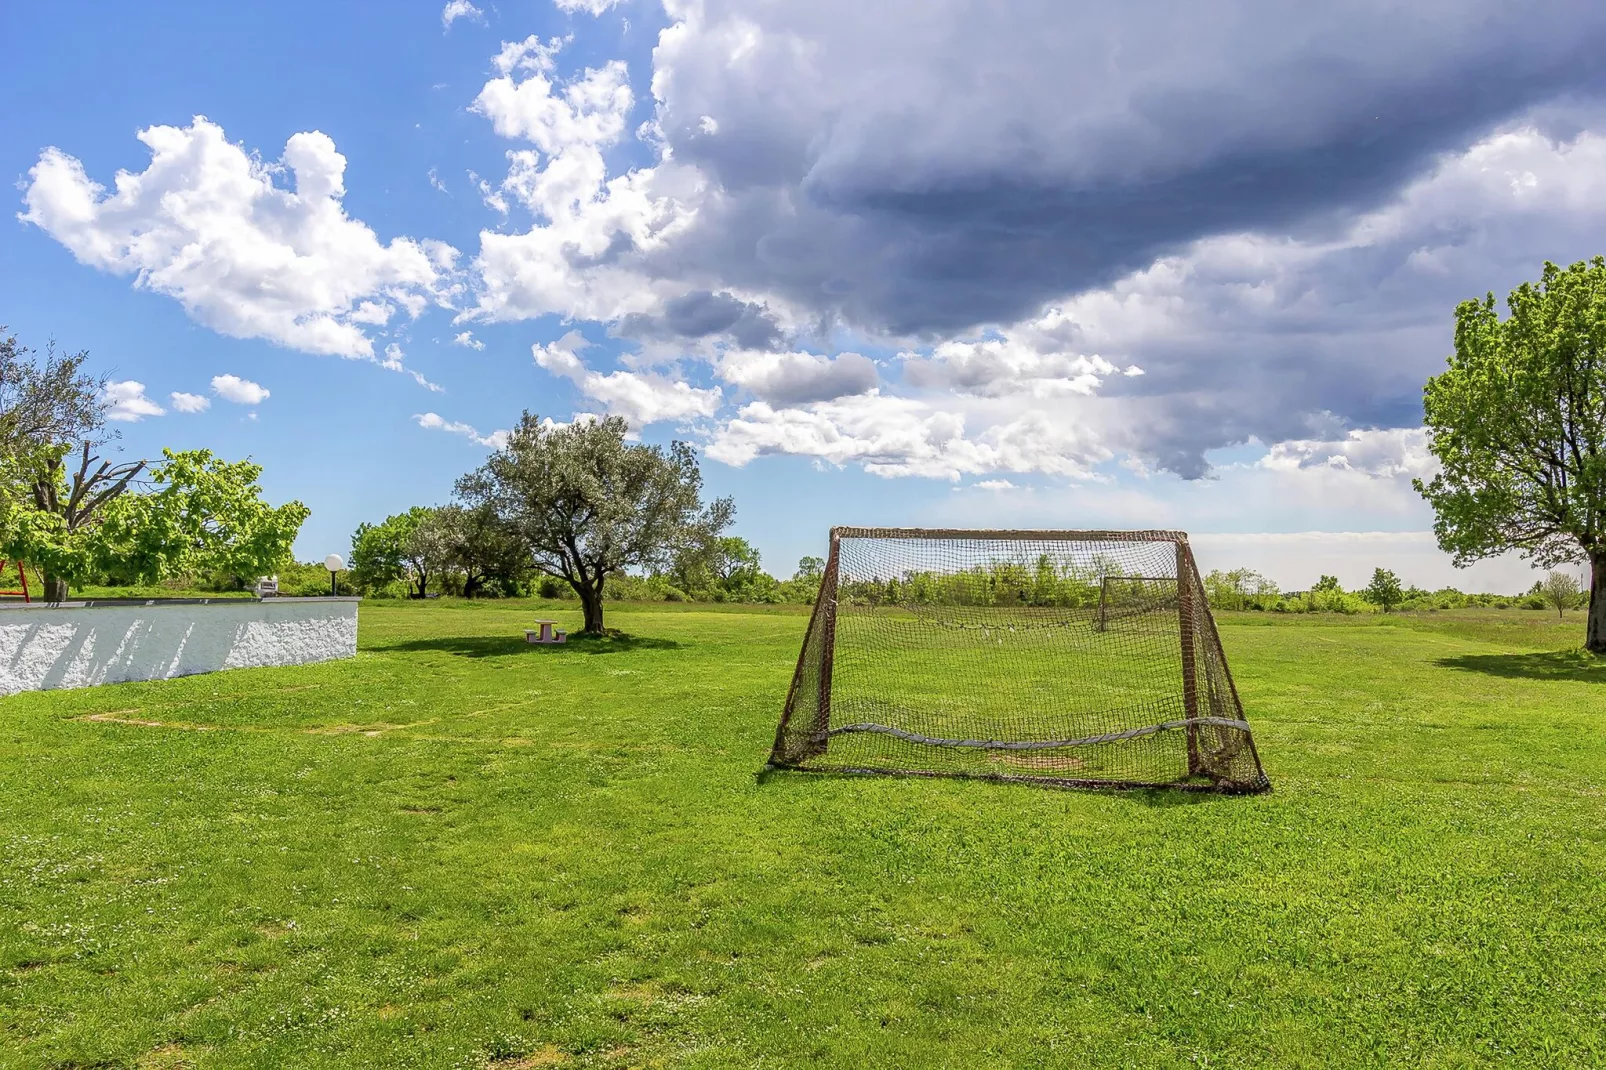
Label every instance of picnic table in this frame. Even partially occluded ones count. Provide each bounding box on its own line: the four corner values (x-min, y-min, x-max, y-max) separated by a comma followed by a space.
525, 619, 567, 644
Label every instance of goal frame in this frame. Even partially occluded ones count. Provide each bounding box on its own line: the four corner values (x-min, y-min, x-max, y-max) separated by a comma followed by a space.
768, 526, 1268, 793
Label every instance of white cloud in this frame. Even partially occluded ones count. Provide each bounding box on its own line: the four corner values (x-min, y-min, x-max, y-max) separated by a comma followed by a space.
103, 381, 164, 422
901, 311, 1119, 399
414, 411, 509, 449
533, 331, 720, 426
427, 167, 449, 194
471, 39, 632, 164
464, 35, 703, 328
211, 374, 270, 405
453, 331, 486, 350
553, 0, 624, 15
441, 0, 484, 28
20, 117, 456, 359
705, 393, 1110, 480
379, 343, 445, 392
1259, 428, 1438, 482
169, 391, 210, 413
971, 479, 1019, 491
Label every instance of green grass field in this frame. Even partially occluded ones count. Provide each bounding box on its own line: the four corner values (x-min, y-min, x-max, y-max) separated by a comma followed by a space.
3, 602, 1605, 1068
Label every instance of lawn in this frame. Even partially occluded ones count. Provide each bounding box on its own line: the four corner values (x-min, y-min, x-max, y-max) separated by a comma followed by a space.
2, 602, 1605, 1068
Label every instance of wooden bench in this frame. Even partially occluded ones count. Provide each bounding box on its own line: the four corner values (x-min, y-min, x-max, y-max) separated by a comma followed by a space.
524, 619, 567, 644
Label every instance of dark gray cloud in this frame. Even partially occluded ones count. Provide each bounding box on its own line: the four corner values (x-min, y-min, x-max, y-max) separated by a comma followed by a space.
615, 290, 784, 350
649, 0, 1606, 335
718, 350, 878, 405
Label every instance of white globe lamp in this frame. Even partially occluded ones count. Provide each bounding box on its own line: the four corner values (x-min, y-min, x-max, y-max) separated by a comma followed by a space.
324, 554, 346, 596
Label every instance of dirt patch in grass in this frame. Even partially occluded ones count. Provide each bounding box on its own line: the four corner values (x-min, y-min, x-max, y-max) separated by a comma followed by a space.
78, 711, 216, 731
490, 1046, 568, 1068
138, 1043, 204, 1068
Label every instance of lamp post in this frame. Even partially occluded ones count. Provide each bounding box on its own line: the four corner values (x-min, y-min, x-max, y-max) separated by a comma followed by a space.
324, 554, 345, 596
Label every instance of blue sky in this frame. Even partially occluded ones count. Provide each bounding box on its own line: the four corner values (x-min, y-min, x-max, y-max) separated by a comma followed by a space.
6, 0, 1606, 591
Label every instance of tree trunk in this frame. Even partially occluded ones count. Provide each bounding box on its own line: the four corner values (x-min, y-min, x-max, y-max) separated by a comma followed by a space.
578, 581, 605, 634
1589, 555, 1606, 655
40, 573, 68, 603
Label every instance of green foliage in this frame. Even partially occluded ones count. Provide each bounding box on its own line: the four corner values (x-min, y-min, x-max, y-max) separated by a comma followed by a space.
428, 503, 529, 598
1415, 258, 1606, 649
1364, 567, 1404, 612
0, 447, 306, 590
0, 327, 104, 457
1542, 570, 1584, 618
837, 555, 1109, 608
457, 413, 733, 632
1204, 568, 1280, 611
349, 506, 445, 597
91, 450, 309, 584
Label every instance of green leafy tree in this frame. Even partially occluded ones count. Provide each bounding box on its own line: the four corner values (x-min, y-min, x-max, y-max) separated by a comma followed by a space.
1542, 569, 1583, 619
90, 450, 310, 585
428, 503, 528, 598
1416, 259, 1606, 652
457, 413, 733, 633
1204, 567, 1279, 611
0, 328, 120, 600
1364, 567, 1404, 612
0, 448, 307, 598
350, 506, 448, 598
1312, 575, 1341, 593
795, 556, 825, 581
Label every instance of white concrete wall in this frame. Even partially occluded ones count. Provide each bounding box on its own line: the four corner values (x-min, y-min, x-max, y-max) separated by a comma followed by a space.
0, 597, 359, 695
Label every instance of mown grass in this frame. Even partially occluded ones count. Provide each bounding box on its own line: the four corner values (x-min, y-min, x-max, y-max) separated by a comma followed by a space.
1, 602, 1604, 1068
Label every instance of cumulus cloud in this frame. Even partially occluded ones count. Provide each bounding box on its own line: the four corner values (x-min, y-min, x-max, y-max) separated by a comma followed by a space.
211, 374, 269, 405
453, 331, 486, 350
1259, 428, 1438, 481
19, 117, 456, 358
706, 393, 1110, 480
414, 411, 509, 448
441, 0, 484, 29
169, 391, 210, 413
533, 330, 721, 426
103, 381, 163, 422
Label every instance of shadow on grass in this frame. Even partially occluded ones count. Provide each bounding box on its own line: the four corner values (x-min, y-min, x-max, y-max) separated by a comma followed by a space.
380, 632, 681, 659
755, 765, 1247, 803
1436, 649, 1606, 682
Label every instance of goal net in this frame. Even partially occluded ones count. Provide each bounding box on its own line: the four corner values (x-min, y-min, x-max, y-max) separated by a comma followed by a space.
769, 528, 1270, 793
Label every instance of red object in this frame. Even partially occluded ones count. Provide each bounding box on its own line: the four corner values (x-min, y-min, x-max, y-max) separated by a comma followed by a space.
0, 560, 33, 602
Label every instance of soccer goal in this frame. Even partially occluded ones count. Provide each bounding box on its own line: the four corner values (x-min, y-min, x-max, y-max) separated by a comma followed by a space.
767, 528, 1270, 793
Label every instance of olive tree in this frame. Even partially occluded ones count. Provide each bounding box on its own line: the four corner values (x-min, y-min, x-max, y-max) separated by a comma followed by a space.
458, 413, 732, 633
427, 503, 528, 598
1416, 259, 1606, 653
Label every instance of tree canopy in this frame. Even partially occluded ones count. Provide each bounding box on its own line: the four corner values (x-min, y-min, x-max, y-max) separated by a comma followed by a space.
1415, 258, 1606, 652
1363, 568, 1403, 612
457, 413, 732, 633
350, 506, 450, 598
0, 328, 308, 599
